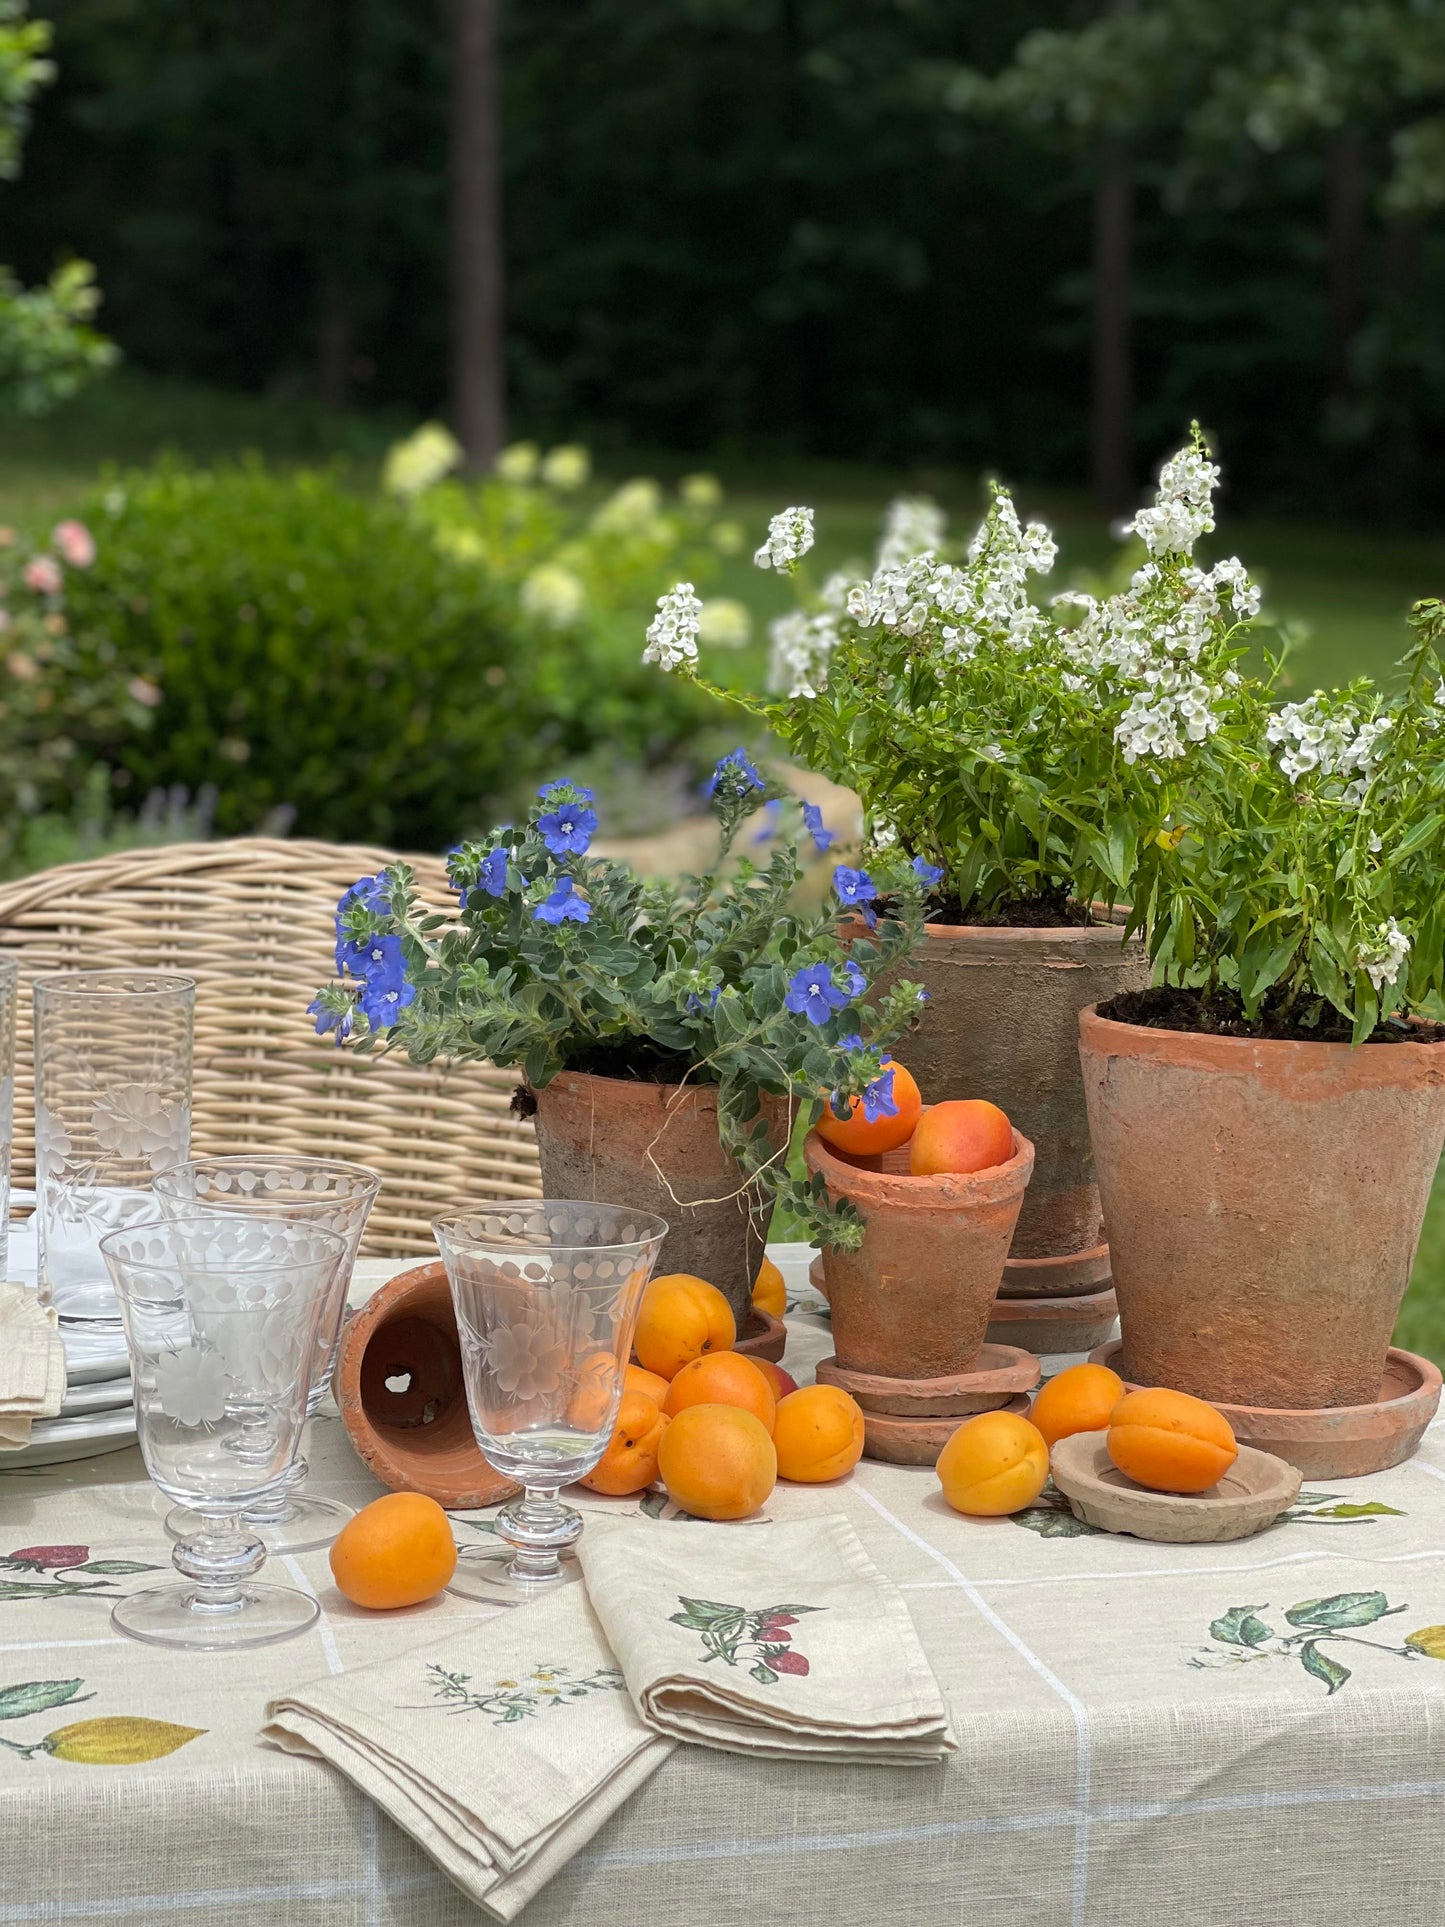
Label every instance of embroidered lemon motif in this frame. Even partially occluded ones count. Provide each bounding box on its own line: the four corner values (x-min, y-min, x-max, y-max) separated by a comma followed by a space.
41, 1716, 205, 1765
1405, 1626, 1445, 1660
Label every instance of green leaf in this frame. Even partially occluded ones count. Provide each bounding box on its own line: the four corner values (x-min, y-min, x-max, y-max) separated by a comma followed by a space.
0, 1680, 89, 1721
638, 1491, 668, 1520
670, 1596, 746, 1630
749, 1662, 779, 1685
73, 1561, 158, 1576
1209, 1606, 1273, 1648
1299, 1641, 1350, 1695
1284, 1591, 1396, 1629
1306, 1502, 1405, 1521
1011, 1505, 1102, 1538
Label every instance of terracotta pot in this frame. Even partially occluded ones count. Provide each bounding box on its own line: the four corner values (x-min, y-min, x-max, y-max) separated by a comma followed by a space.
1079, 1007, 1445, 1410
859, 915, 1147, 1276
803, 1119, 1034, 1379
336, 1261, 515, 1510
530, 1071, 793, 1327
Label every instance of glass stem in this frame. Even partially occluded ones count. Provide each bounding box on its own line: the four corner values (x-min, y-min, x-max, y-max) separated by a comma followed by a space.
171, 1508, 264, 1614
498, 1483, 581, 1583
245, 1457, 305, 1526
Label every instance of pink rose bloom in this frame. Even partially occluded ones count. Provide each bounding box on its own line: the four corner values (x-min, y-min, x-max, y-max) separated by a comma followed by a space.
52, 520, 96, 569
23, 556, 62, 596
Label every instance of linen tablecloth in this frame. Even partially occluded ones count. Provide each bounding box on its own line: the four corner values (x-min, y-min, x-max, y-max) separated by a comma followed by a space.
3, 1247, 1445, 1927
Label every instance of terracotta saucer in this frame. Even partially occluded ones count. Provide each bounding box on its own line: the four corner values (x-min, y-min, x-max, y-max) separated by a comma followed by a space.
1050, 1432, 1302, 1542
808, 1254, 828, 1300
816, 1344, 1040, 1417
1088, 1340, 1443, 1480
986, 1285, 1118, 1357
999, 1241, 1112, 1299
732, 1306, 787, 1363
861, 1395, 1032, 1467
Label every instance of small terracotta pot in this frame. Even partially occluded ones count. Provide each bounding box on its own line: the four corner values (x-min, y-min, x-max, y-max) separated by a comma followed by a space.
531, 1071, 793, 1328
1080, 1007, 1445, 1410
850, 914, 1146, 1274
985, 1283, 1119, 1356
803, 1119, 1034, 1380
335, 1261, 515, 1510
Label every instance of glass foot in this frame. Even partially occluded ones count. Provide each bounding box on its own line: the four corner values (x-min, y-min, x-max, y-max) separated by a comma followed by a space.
163, 1495, 355, 1556
445, 1540, 584, 1608
112, 1580, 319, 1651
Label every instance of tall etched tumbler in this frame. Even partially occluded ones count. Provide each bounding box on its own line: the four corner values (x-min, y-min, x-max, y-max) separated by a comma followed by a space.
35, 972, 195, 1321
0, 958, 17, 1280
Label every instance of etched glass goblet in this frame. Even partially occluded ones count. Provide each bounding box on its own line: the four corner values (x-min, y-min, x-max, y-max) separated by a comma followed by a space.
152, 1156, 381, 1552
100, 1214, 346, 1650
433, 1201, 666, 1605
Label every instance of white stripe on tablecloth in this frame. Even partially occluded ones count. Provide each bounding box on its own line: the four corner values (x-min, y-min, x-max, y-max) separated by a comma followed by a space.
853, 1481, 1095, 1927
896, 1542, 1445, 1592
280, 1555, 343, 1677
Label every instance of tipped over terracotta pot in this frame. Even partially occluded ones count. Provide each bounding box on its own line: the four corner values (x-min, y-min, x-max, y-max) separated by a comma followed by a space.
803, 1117, 1034, 1380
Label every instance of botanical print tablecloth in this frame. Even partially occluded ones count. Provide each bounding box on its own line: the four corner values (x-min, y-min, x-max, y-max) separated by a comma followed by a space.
4, 1248, 1445, 1926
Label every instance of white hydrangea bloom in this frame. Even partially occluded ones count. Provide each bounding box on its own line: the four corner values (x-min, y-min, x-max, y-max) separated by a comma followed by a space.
696, 598, 753, 649
592, 478, 663, 535
767, 609, 838, 697
496, 441, 541, 484
681, 473, 723, 509
519, 564, 586, 630
1127, 442, 1221, 557
1357, 918, 1411, 992
540, 444, 590, 490
382, 423, 462, 498
876, 495, 947, 571
754, 506, 816, 572
642, 582, 702, 672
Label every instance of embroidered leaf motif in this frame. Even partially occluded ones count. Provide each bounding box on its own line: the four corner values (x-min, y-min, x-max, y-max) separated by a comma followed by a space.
1299, 1641, 1351, 1695
72, 1561, 161, 1576
749, 1662, 778, 1685
1012, 1505, 1102, 1538
1307, 1503, 1404, 1521
41, 1717, 204, 1764
1284, 1591, 1399, 1629
0, 1579, 119, 1600
425, 1661, 624, 1725
1209, 1606, 1273, 1648
670, 1595, 822, 1684
1404, 1626, 1445, 1660
0, 1680, 91, 1721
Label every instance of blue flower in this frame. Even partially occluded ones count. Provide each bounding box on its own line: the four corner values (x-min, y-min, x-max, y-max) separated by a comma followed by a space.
480, 848, 508, 896
308, 996, 353, 1045
537, 804, 597, 857
837, 1032, 863, 1051
802, 802, 835, 852
842, 960, 866, 999
347, 935, 416, 1033
912, 856, 945, 887
686, 985, 722, 1015
753, 798, 782, 844
335, 872, 392, 972
708, 747, 765, 796
537, 778, 595, 803
861, 1067, 898, 1124
834, 865, 878, 930
534, 877, 590, 925
785, 963, 847, 1026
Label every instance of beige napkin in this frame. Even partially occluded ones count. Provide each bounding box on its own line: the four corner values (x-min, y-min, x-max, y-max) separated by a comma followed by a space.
263, 1585, 672, 1920
577, 1513, 955, 1764
0, 1283, 65, 1448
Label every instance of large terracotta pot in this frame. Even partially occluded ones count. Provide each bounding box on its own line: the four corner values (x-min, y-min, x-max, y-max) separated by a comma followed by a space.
1079, 1007, 1445, 1409
803, 1120, 1034, 1380
882, 918, 1148, 1282
530, 1071, 793, 1327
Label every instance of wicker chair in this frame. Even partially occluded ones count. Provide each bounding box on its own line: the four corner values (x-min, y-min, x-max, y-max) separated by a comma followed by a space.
0, 838, 541, 1255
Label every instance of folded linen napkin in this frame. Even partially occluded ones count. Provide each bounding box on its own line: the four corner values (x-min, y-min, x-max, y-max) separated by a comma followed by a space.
0, 1283, 65, 1448
263, 1585, 673, 1920
577, 1513, 955, 1765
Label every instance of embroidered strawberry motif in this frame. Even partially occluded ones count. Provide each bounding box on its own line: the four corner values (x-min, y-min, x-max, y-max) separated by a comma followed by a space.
668, 1597, 824, 1686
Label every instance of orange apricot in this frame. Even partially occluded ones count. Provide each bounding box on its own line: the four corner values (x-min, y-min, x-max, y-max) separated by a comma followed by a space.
816, 1059, 923, 1159
752, 1257, 787, 1320
579, 1391, 670, 1496
567, 1348, 624, 1431
772, 1385, 865, 1482
663, 1351, 777, 1431
1029, 1362, 1126, 1449
755, 1359, 799, 1402
909, 1100, 1014, 1177
1106, 1388, 1238, 1494
329, 1493, 457, 1609
633, 1273, 736, 1380
657, 1403, 777, 1520
937, 1411, 1049, 1517
625, 1363, 671, 1409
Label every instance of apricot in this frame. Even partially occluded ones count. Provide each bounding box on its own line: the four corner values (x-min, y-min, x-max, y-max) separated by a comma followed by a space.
1029, 1362, 1126, 1449
752, 1257, 787, 1320
909, 1100, 1014, 1177
816, 1059, 923, 1158
579, 1391, 670, 1496
567, 1348, 624, 1431
773, 1385, 865, 1482
330, 1493, 457, 1609
657, 1403, 777, 1520
1107, 1388, 1238, 1494
937, 1411, 1049, 1517
755, 1359, 799, 1402
664, 1351, 778, 1432
625, 1363, 671, 1409
633, 1273, 736, 1380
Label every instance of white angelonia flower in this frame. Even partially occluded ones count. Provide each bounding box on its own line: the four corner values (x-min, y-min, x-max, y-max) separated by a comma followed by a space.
382, 423, 462, 498
1357, 918, 1411, 992
818, 569, 856, 614
1126, 442, 1221, 557
496, 441, 541, 484
876, 495, 947, 571
767, 609, 838, 697
696, 598, 753, 649
1266, 698, 1390, 794
869, 817, 899, 850
1368, 831, 1384, 854
540, 444, 590, 491
519, 564, 587, 630
642, 582, 702, 671
1435, 679, 1445, 707
754, 506, 816, 572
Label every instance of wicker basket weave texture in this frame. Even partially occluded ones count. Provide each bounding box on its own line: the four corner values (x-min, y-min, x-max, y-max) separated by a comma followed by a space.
0, 837, 541, 1255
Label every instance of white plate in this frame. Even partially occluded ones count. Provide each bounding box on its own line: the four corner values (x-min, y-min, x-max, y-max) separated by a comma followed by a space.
0, 1404, 136, 1469
59, 1324, 132, 1386
59, 1375, 132, 1418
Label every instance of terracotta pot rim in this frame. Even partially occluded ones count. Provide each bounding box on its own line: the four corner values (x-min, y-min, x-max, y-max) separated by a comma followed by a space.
804, 1125, 1035, 1207
541, 1066, 721, 1105
921, 910, 1133, 946
1081, 1003, 1445, 1068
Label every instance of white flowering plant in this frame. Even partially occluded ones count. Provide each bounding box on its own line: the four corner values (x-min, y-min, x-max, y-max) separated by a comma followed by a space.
644, 435, 1445, 1043
310, 752, 928, 1245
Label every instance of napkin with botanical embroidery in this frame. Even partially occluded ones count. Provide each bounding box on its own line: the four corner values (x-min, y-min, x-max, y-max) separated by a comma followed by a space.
262, 1585, 672, 1921
577, 1513, 954, 1764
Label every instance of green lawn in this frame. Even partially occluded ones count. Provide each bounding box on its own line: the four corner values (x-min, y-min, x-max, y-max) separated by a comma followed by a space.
7, 372, 1445, 1368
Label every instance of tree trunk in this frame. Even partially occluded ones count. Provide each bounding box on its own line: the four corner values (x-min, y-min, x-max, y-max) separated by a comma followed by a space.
1090, 137, 1134, 512
449, 0, 505, 473
1325, 132, 1367, 407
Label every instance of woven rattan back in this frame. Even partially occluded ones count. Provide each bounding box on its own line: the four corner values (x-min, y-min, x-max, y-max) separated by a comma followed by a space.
0, 838, 541, 1255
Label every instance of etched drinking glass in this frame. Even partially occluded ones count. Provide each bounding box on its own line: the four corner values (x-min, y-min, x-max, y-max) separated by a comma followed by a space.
433, 1201, 667, 1605
152, 1156, 382, 1552
100, 1214, 346, 1651
35, 971, 195, 1322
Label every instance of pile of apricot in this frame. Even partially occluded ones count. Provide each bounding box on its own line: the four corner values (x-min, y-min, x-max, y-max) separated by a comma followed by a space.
815, 1061, 1015, 1179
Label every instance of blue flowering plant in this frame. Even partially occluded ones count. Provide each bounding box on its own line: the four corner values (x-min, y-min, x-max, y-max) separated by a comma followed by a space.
310, 754, 928, 1245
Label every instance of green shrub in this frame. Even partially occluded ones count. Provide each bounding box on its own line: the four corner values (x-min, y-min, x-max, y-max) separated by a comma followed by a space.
65, 460, 529, 849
